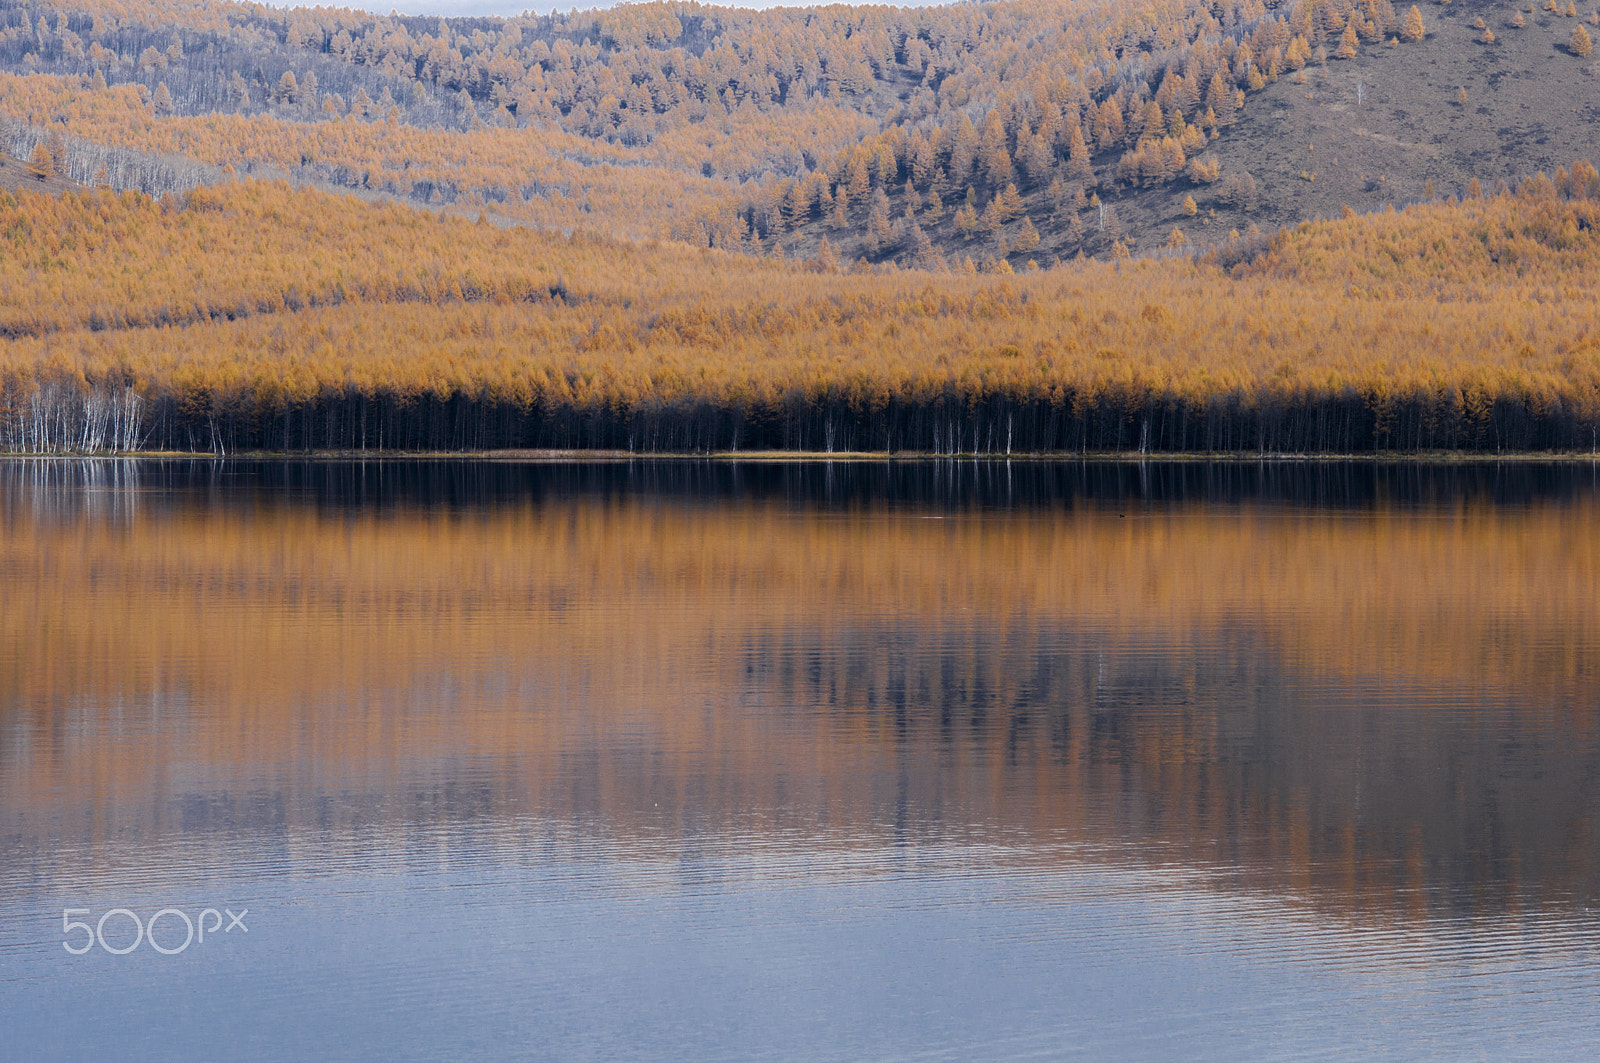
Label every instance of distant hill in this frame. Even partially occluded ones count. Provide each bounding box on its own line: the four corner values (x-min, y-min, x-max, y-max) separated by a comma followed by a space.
759, 0, 1600, 265
0, 0, 1591, 262
1059, 0, 1600, 259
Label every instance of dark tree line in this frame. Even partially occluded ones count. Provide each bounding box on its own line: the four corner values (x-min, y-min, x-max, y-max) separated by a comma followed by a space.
78, 389, 1598, 456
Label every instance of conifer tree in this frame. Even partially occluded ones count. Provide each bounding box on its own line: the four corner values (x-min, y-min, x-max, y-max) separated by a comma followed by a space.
1162, 138, 1187, 182
1335, 24, 1361, 58
1573, 24, 1593, 56
992, 183, 1024, 224
1135, 99, 1164, 142
1018, 133, 1053, 187
903, 179, 921, 216
1094, 98, 1125, 151
1401, 6, 1426, 41
1065, 126, 1094, 180
979, 110, 1013, 190
813, 236, 840, 272
866, 189, 893, 248
953, 202, 979, 239
45, 132, 65, 177
1287, 36, 1312, 69
1206, 73, 1234, 126
911, 134, 937, 188
27, 141, 52, 180
847, 152, 871, 203
1167, 104, 1187, 139
829, 195, 850, 230
908, 223, 939, 270
948, 113, 979, 186
980, 197, 1005, 236
1013, 216, 1040, 253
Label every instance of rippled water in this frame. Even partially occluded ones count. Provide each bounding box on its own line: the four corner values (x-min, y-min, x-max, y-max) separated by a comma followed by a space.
3, 459, 1600, 1060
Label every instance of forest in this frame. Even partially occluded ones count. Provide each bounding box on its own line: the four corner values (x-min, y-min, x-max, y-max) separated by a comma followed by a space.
0, 0, 1598, 453
0, 168, 1598, 454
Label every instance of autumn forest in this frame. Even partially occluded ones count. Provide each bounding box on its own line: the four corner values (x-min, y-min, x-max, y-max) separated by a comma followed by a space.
1, 0, 1599, 454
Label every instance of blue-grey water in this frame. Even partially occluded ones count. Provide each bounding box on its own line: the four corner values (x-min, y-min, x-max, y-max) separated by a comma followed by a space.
2, 459, 1599, 1060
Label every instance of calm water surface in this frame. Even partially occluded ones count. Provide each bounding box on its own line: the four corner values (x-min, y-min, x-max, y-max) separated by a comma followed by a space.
3, 459, 1600, 1060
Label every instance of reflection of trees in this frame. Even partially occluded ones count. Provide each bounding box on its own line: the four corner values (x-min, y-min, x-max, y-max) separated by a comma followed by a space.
2, 460, 1598, 917
764, 618, 1600, 918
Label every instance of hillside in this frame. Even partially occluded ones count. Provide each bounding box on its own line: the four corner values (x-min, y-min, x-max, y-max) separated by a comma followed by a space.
1, 175, 1598, 454
752, 0, 1600, 265
0, 0, 1598, 454
0, 0, 1593, 261
1087, 0, 1600, 257
0, 145, 78, 192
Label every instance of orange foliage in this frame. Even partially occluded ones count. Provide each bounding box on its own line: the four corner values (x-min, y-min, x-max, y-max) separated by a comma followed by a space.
0, 0, 1378, 245
0, 172, 1598, 452
4, 468, 1600, 910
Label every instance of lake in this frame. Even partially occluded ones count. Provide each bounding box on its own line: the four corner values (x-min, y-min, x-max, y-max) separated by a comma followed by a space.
3, 458, 1599, 1060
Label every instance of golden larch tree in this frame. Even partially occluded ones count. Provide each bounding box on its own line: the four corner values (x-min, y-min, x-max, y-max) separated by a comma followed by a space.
27, 141, 52, 180
1401, 6, 1426, 41
1335, 24, 1360, 58
1013, 216, 1040, 254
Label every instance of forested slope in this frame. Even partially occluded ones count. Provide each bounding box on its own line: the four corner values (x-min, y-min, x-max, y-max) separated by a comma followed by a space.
0, 0, 1594, 260
1, 0, 1598, 453
2, 173, 1598, 453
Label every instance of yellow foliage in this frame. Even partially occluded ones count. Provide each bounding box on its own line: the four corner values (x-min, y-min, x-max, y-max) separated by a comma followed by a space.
2, 160, 1600, 453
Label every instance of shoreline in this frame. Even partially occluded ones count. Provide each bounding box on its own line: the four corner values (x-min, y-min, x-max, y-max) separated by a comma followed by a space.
4, 449, 1600, 463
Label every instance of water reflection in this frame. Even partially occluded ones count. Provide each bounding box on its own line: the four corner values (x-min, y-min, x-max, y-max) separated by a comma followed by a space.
4, 459, 1598, 916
